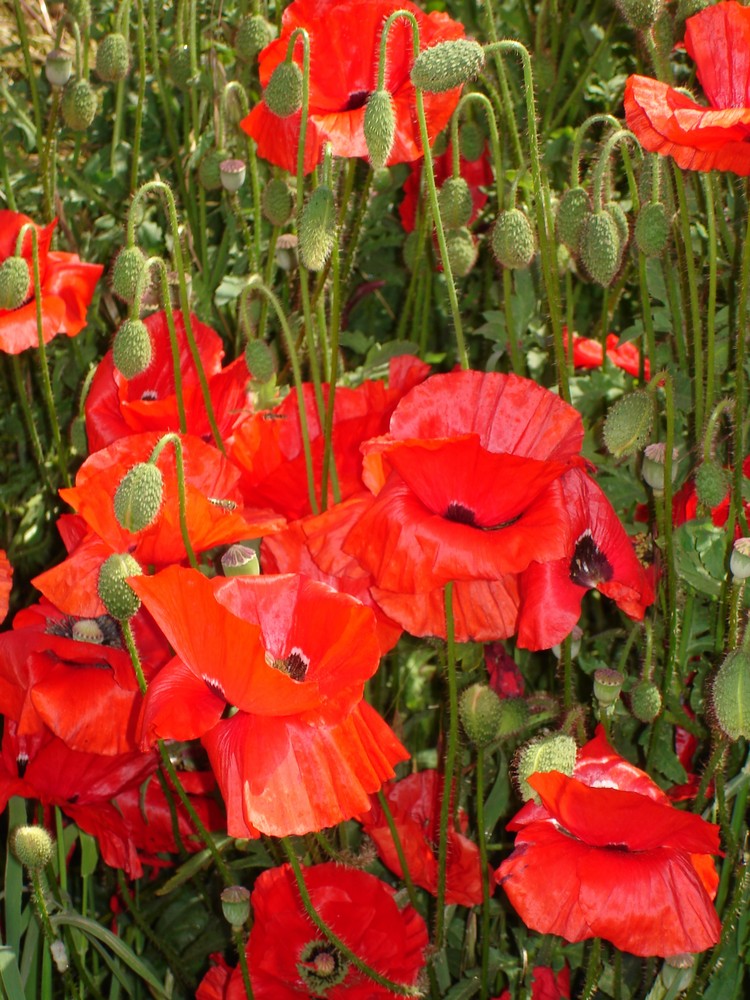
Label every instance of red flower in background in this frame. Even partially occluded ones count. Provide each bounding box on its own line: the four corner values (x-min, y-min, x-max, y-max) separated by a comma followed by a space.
625, 2, 750, 175
132, 567, 408, 838
399, 139, 494, 233
496, 726, 721, 957
0, 211, 103, 353
241, 0, 465, 174
84, 310, 249, 453
564, 328, 650, 380
495, 965, 571, 1000
209, 863, 428, 999
0, 550, 11, 624
361, 769, 491, 906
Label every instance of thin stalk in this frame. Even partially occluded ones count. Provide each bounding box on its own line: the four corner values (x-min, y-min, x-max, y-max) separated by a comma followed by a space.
147, 432, 200, 570
435, 582, 460, 949
374, 790, 422, 916
672, 165, 704, 438
702, 174, 718, 416
130, 0, 148, 193
9, 354, 51, 490
319, 242, 342, 511
475, 751, 491, 1000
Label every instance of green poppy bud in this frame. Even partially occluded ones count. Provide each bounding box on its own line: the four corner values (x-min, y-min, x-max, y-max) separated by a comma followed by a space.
198, 149, 229, 191
437, 177, 473, 229
220, 158, 246, 192
458, 683, 503, 747
616, 0, 663, 30
97, 553, 143, 621
641, 442, 679, 492
605, 201, 629, 252
729, 537, 750, 581
45, 49, 73, 88
245, 339, 275, 383
444, 226, 477, 277
220, 885, 251, 928
410, 39, 485, 93
235, 14, 274, 62
262, 178, 294, 226
111, 245, 147, 305
61, 78, 98, 132
602, 390, 653, 458
364, 90, 396, 170
0, 256, 31, 310
12, 825, 54, 870
299, 186, 336, 271
459, 120, 484, 162
168, 45, 193, 90
113, 318, 153, 379
556, 187, 591, 253
515, 733, 577, 803
694, 459, 730, 509
711, 648, 750, 740
372, 167, 393, 193
114, 462, 164, 533
96, 33, 130, 83
580, 210, 622, 287
264, 61, 303, 118
629, 679, 663, 723
221, 544, 260, 577
491, 208, 536, 269
635, 202, 670, 257
496, 697, 530, 739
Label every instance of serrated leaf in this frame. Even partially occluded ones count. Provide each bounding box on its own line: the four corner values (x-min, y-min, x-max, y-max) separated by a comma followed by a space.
673, 519, 727, 598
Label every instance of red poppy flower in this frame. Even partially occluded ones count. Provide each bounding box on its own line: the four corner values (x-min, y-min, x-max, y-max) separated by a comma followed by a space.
196, 955, 233, 1000
496, 726, 722, 957
85, 310, 250, 453
399, 139, 494, 233
360, 769, 491, 907
0, 211, 103, 354
240, 0, 466, 174
494, 965, 571, 1000
516, 467, 654, 650
229, 355, 429, 520
485, 642, 525, 698
0, 550, 11, 624
624, 2, 750, 175
131, 567, 408, 838
213, 862, 428, 999
564, 328, 650, 380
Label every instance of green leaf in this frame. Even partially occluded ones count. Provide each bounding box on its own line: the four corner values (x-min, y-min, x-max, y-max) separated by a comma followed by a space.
673, 519, 727, 599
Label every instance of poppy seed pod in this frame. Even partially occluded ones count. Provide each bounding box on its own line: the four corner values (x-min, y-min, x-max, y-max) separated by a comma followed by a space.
364, 90, 396, 170
641, 442, 679, 491
410, 39, 486, 93
95, 32, 130, 82
444, 226, 477, 277
61, 78, 98, 131
97, 553, 143, 621
616, 0, 663, 30
11, 825, 54, 870
45, 49, 73, 88
0, 256, 31, 310
113, 318, 153, 379
629, 678, 663, 723
729, 537, 750, 581
437, 176, 473, 229
114, 462, 164, 533
221, 544, 260, 577
602, 390, 653, 457
555, 187, 591, 253
219, 158, 246, 192
491, 208, 536, 269
220, 885, 251, 928
264, 61, 303, 118
235, 14, 274, 62
580, 209, 622, 286
299, 185, 336, 271
694, 458, 730, 508
458, 683, 503, 747
711, 648, 750, 740
111, 245, 147, 304
593, 667, 624, 708
262, 178, 294, 226
515, 733, 577, 803
245, 339, 275, 383
635, 201, 670, 257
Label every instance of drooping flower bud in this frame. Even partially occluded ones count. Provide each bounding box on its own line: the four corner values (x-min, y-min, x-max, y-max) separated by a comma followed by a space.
729, 537, 750, 581
635, 202, 670, 257
245, 340, 275, 383
262, 179, 294, 226
372, 167, 393, 193
168, 45, 193, 90
11, 825, 54, 870
235, 14, 274, 62
113, 318, 153, 379
299, 186, 336, 271
111, 245, 147, 305
491, 208, 536, 269
437, 177, 473, 229
410, 39, 485, 93
364, 90, 396, 170
694, 459, 730, 509
264, 61, 303, 118
220, 158, 246, 192
198, 149, 229, 191
602, 390, 653, 457
711, 648, 750, 740
593, 667, 624, 709
459, 120, 484, 162
96, 32, 130, 82
221, 544, 260, 577
220, 885, 251, 928
97, 553, 143, 621
605, 200, 629, 254
555, 187, 591, 253
580, 209, 622, 287
642, 442, 679, 492
459, 683, 503, 747
0, 257, 31, 310
444, 226, 477, 277
629, 679, 663, 723
114, 462, 164, 533
45, 49, 73, 88
515, 733, 577, 803
615, 0, 663, 31
61, 79, 98, 131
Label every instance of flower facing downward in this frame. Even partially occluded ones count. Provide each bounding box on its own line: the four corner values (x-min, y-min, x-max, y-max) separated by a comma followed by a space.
625, 1, 750, 175
496, 726, 721, 957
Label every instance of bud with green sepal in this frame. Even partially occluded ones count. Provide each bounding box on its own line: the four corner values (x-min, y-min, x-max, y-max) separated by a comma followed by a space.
65, 0, 91, 30
695, 458, 730, 509
444, 227, 477, 277
629, 679, 663, 723
299, 185, 336, 271
602, 390, 653, 458
61, 78, 97, 131
515, 733, 577, 803
496, 697, 530, 739
98, 553, 143, 621
114, 462, 164, 533
635, 202, 670, 257
437, 177, 473, 229
364, 90, 396, 170
710, 649, 750, 740
459, 119, 484, 162
113, 318, 153, 379
579, 210, 622, 286
235, 14, 274, 62
96, 32, 130, 82
410, 39, 485, 93
0, 256, 31, 310
262, 178, 294, 226
245, 339, 275, 384
111, 245, 147, 304
491, 208, 536, 269
198, 149, 230, 191
264, 60, 303, 118
459, 683, 503, 747
555, 187, 591, 253
12, 826, 54, 870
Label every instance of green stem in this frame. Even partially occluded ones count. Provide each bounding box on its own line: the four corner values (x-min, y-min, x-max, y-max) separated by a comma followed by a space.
30, 869, 78, 999
130, 0, 148, 193
13, 0, 43, 154
435, 582, 459, 949
734, 182, 750, 536
319, 242, 342, 511
147, 432, 199, 570
475, 751, 491, 1000
672, 165, 704, 438
233, 926, 255, 999
374, 790, 422, 916
9, 354, 51, 490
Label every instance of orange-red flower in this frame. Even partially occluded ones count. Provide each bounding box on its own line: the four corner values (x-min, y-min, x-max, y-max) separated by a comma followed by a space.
564, 328, 650, 380
624, 2, 750, 175
496, 726, 722, 957
202, 862, 428, 999
361, 769, 492, 906
0, 550, 11, 625
0, 211, 103, 353
241, 0, 465, 174
132, 567, 408, 838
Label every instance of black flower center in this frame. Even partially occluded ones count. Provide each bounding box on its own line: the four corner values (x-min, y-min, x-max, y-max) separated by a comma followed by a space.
46, 614, 122, 648
141, 389, 158, 401
444, 501, 478, 526
342, 89, 370, 111
570, 530, 613, 588
203, 676, 226, 700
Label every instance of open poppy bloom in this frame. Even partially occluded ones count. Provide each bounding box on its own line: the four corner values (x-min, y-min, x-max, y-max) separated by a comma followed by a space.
132, 567, 408, 838
200, 862, 428, 999
360, 769, 491, 906
0, 211, 103, 353
496, 726, 722, 957
563, 328, 650, 380
624, 1, 750, 175
84, 310, 250, 453
241, 0, 466, 174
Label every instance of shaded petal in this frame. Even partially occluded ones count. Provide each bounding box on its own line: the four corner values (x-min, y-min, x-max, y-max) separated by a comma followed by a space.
685, 1, 750, 109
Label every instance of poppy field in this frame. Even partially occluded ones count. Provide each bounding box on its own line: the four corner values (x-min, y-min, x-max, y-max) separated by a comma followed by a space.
2, 0, 750, 997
